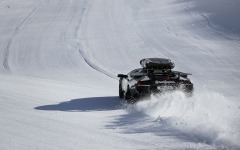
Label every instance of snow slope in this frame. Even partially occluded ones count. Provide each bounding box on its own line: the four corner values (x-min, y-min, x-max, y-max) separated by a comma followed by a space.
0, 0, 240, 149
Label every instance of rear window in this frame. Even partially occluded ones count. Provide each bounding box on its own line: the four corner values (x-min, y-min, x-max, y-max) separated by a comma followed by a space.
141, 69, 176, 77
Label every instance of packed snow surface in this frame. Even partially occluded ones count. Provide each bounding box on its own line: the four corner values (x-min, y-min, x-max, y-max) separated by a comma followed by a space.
0, 0, 240, 149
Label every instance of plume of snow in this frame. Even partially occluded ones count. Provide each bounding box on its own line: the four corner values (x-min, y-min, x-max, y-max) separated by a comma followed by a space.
135, 90, 240, 149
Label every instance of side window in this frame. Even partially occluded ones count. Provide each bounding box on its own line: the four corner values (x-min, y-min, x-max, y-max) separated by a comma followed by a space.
127, 72, 131, 78
129, 68, 142, 77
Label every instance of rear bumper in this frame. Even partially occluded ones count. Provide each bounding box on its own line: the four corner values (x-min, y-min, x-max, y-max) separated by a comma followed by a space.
134, 83, 193, 97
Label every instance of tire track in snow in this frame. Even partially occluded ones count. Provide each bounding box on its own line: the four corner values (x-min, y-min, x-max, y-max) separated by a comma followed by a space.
78, 48, 117, 79
77, 1, 117, 79
3, 0, 49, 73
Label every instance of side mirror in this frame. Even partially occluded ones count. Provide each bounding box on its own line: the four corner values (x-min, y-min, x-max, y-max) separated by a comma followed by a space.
117, 74, 128, 78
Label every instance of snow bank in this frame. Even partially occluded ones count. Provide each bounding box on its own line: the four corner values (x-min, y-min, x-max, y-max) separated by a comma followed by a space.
135, 90, 240, 149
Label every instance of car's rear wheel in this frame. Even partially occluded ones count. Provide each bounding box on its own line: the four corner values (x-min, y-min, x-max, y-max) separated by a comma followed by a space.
124, 86, 131, 101
119, 82, 124, 99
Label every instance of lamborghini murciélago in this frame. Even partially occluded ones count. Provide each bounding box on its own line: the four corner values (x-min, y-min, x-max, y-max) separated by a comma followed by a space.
118, 58, 193, 102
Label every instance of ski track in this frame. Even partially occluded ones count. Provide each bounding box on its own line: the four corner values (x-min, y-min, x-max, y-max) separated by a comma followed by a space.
0, 0, 240, 149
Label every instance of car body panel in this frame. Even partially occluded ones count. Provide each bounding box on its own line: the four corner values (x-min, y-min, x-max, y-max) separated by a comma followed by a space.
118, 67, 193, 100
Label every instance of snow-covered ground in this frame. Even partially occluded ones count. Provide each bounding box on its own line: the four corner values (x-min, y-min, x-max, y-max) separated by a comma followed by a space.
0, 0, 239, 149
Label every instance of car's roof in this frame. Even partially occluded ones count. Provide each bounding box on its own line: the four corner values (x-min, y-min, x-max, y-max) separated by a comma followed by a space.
129, 68, 191, 76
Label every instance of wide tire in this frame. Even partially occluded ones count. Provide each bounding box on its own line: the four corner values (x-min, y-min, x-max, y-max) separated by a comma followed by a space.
124, 87, 131, 101
119, 83, 124, 99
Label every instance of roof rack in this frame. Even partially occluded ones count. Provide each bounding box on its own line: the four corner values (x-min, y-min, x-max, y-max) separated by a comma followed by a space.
140, 58, 175, 69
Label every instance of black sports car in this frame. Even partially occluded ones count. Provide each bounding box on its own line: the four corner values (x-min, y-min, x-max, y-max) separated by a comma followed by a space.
118, 58, 193, 102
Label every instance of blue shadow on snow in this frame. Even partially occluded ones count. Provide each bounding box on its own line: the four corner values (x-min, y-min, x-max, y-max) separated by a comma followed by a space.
35, 96, 121, 112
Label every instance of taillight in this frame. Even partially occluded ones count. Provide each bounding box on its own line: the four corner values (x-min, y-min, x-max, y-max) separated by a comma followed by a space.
137, 81, 144, 86
182, 80, 191, 84
136, 81, 151, 86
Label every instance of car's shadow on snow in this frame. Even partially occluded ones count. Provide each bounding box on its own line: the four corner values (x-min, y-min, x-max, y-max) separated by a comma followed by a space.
35, 96, 121, 112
